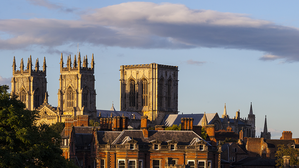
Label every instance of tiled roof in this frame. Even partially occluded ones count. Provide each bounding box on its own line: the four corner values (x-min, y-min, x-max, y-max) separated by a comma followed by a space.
97, 131, 122, 144
162, 113, 217, 126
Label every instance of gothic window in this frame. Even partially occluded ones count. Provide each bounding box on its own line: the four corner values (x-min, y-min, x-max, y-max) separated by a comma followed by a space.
20, 89, 26, 104
142, 79, 148, 106
34, 88, 40, 109
82, 88, 88, 108
129, 80, 135, 107
158, 78, 164, 108
167, 79, 172, 108
67, 87, 74, 107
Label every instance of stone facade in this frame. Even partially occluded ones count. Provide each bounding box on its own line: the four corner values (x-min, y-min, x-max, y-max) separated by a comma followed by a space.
12, 54, 96, 125
120, 63, 178, 124
11, 56, 47, 111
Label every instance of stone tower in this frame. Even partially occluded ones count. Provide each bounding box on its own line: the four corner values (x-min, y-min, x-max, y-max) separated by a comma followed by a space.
120, 63, 178, 124
57, 53, 96, 117
11, 56, 47, 111
247, 102, 256, 137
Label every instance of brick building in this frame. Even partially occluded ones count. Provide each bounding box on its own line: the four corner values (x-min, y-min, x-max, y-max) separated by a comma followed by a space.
61, 116, 221, 168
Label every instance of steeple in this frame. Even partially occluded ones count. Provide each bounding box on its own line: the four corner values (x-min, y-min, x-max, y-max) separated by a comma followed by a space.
43, 57, 46, 72
91, 53, 94, 69
35, 58, 39, 71
201, 112, 208, 126
222, 103, 228, 118
20, 58, 24, 72
249, 102, 254, 115
263, 115, 268, 133
60, 53, 64, 68
78, 52, 81, 69
73, 55, 77, 68
110, 102, 116, 111
67, 55, 72, 69
44, 92, 48, 104
83, 56, 87, 68
12, 56, 16, 74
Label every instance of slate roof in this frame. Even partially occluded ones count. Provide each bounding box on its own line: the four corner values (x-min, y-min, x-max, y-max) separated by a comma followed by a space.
97, 131, 122, 144
265, 139, 295, 148
162, 113, 217, 127
111, 130, 209, 146
96, 110, 142, 119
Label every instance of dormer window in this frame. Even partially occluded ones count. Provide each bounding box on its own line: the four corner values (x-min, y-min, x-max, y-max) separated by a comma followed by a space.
130, 144, 135, 150
154, 144, 159, 150
199, 145, 204, 151
170, 145, 175, 150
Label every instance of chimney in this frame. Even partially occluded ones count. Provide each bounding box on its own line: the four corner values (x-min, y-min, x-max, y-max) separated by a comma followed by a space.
181, 118, 185, 130
122, 115, 128, 130
112, 117, 117, 131
189, 118, 194, 130
280, 131, 292, 140
77, 115, 88, 126
239, 129, 244, 140
65, 118, 74, 137
141, 116, 148, 138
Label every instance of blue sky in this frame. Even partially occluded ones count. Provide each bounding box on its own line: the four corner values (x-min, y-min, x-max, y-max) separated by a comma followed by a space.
1, 0, 299, 138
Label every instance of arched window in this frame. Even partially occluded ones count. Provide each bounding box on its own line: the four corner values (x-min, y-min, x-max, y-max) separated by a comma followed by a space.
82, 88, 88, 108
158, 78, 164, 108
67, 87, 74, 107
167, 79, 172, 108
129, 80, 135, 107
20, 89, 26, 104
34, 88, 40, 108
142, 79, 148, 106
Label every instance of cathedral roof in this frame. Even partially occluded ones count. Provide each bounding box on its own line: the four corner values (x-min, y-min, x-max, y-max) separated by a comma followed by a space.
162, 113, 217, 127
96, 110, 142, 119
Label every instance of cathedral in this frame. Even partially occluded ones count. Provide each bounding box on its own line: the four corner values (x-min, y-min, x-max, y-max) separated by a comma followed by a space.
11, 54, 97, 125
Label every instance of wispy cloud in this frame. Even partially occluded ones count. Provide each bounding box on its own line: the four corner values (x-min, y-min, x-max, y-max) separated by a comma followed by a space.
0, 76, 11, 88
186, 59, 206, 66
1, 2, 299, 61
27, 0, 76, 13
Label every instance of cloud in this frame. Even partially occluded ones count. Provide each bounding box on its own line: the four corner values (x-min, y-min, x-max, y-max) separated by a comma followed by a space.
27, 0, 76, 13
2, 2, 299, 61
0, 76, 11, 87
186, 59, 206, 66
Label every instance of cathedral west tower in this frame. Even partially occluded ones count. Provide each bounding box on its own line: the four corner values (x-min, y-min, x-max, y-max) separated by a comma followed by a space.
11, 56, 47, 111
120, 63, 178, 124
58, 53, 96, 117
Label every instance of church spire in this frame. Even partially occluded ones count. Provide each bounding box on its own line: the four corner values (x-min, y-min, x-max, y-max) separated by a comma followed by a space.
91, 53, 94, 69
43, 57, 46, 73
249, 102, 253, 115
13, 56, 16, 74
222, 103, 228, 118
201, 112, 208, 126
44, 92, 48, 104
35, 58, 39, 71
263, 115, 268, 134
60, 53, 64, 68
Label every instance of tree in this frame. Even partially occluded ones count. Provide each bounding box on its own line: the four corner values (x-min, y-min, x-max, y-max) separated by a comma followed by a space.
89, 119, 100, 126
0, 85, 77, 168
275, 144, 299, 168
165, 124, 181, 130
201, 127, 207, 140
49, 122, 65, 135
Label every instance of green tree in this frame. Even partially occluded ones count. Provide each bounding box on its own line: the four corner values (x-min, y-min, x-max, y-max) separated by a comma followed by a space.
49, 122, 65, 135
275, 144, 299, 168
201, 127, 207, 140
89, 119, 100, 126
0, 85, 77, 168
165, 124, 181, 130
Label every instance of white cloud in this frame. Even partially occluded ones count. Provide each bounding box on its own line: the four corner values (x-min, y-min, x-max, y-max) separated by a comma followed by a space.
0, 76, 11, 87
27, 0, 76, 12
186, 59, 206, 66
1, 2, 299, 61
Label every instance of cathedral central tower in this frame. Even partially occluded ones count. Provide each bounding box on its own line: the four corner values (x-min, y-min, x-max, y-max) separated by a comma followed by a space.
57, 53, 96, 117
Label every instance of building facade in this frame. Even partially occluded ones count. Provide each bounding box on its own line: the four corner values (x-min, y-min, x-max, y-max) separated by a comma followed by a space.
120, 63, 179, 124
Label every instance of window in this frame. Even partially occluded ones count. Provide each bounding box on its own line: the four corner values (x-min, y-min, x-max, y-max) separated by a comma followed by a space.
168, 158, 176, 165
234, 147, 237, 152
130, 144, 134, 150
207, 161, 211, 168
118, 160, 125, 168
129, 160, 136, 168
138, 160, 143, 168
187, 161, 195, 168
167, 79, 172, 108
170, 145, 175, 150
20, 89, 26, 104
158, 78, 164, 108
199, 145, 204, 151
67, 87, 74, 107
82, 88, 88, 108
153, 160, 160, 168
34, 88, 40, 108
198, 161, 205, 168
100, 159, 105, 168
129, 80, 135, 107
142, 79, 148, 106
154, 144, 159, 150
